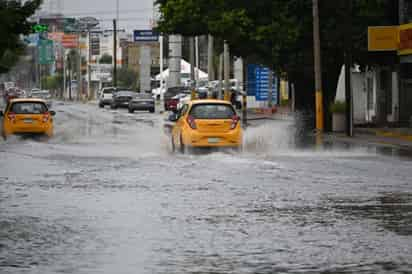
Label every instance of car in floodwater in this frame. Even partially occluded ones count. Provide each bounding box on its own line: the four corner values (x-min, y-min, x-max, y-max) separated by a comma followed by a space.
169, 99, 242, 152
110, 91, 136, 109
98, 87, 117, 108
0, 98, 56, 139
128, 93, 155, 113
30, 89, 52, 107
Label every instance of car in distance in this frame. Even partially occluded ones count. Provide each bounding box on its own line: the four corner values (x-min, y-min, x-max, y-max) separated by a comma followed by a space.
169, 99, 242, 152
164, 87, 191, 111
4, 88, 20, 104
30, 89, 52, 107
110, 91, 136, 109
1, 98, 55, 139
128, 93, 155, 113
98, 87, 116, 108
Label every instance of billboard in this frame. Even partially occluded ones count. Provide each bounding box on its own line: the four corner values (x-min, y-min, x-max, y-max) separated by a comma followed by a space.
62, 34, 79, 48
368, 26, 399, 52
399, 23, 412, 55
48, 32, 64, 43
90, 32, 100, 56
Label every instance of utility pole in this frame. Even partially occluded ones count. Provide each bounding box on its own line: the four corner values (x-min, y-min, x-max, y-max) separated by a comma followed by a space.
113, 19, 117, 87
218, 53, 223, 99
78, 34, 82, 100
168, 35, 182, 88
159, 35, 164, 107
189, 37, 196, 99
344, 0, 353, 137
312, 0, 324, 132
223, 41, 230, 101
195, 36, 200, 85
63, 48, 66, 99
87, 31, 92, 99
68, 53, 72, 100
208, 35, 214, 82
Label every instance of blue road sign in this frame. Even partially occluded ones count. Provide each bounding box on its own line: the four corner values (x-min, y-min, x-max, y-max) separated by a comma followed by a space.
247, 64, 278, 103
133, 30, 159, 42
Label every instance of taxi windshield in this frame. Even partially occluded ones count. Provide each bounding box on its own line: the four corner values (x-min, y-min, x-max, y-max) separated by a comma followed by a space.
10, 102, 48, 114
189, 103, 235, 119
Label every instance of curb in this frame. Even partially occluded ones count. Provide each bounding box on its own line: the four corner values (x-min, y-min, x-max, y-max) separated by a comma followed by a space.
355, 128, 412, 142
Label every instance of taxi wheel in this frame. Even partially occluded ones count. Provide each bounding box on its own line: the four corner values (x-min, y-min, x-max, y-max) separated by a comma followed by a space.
171, 136, 176, 152
179, 136, 185, 154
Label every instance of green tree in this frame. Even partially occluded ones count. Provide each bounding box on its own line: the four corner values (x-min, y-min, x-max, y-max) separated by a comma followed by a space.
156, 0, 396, 130
99, 53, 113, 64
0, 0, 42, 74
41, 74, 63, 90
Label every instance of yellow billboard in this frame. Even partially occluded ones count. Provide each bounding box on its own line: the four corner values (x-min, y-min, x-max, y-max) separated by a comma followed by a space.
368, 26, 399, 51
399, 23, 412, 55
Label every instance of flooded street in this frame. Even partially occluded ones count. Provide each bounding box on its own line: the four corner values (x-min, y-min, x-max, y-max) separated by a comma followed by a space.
1, 101, 412, 274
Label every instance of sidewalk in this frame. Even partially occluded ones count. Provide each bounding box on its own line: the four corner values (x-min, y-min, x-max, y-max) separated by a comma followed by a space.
243, 107, 412, 149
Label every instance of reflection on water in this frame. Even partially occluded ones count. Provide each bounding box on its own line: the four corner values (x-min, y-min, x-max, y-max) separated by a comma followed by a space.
1, 102, 412, 274
329, 192, 412, 236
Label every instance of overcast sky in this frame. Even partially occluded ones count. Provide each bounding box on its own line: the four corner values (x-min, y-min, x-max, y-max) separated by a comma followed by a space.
44, 0, 155, 31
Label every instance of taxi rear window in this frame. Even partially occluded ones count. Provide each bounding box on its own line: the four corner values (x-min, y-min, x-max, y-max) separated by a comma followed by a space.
190, 104, 235, 119
10, 102, 48, 114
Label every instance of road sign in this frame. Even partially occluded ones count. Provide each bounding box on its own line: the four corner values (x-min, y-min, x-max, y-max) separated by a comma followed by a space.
90, 33, 100, 56
247, 64, 278, 103
63, 18, 78, 33
78, 17, 99, 31
32, 24, 48, 33
133, 30, 159, 42
24, 34, 40, 46
62, 34, 78, 48
38, 39, 54, 65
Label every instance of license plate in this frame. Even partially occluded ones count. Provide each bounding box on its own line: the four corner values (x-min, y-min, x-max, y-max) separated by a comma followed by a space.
23, 119, 33, 124
208, 137, 220, 144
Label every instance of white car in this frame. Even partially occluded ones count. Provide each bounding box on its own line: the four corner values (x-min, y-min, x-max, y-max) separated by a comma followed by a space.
98, 87, 116, 108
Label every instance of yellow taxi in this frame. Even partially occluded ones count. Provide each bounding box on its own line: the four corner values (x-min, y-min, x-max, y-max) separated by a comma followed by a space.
1, 98, 55, 139
169, 99, 242, 152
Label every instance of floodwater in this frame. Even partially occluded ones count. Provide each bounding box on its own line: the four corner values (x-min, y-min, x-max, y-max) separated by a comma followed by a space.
0, 101, 411, 274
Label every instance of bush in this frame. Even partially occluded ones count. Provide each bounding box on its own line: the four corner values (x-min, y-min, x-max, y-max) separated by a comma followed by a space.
329, 101, 346, 113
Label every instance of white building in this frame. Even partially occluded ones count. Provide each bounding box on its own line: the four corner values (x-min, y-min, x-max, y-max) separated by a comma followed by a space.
335, 65, 399, 125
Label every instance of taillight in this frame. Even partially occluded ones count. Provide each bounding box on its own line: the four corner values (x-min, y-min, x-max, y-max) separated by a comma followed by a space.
186, 115, 197, 129
7, 112, 15, 122
230, 115, 240, 129
42, 112, 50, 123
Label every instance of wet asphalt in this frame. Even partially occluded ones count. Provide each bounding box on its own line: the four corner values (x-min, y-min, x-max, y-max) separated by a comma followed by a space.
0, 101, 411, 274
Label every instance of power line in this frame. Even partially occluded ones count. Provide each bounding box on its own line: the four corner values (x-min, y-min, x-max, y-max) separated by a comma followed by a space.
97, 17, 150, 22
